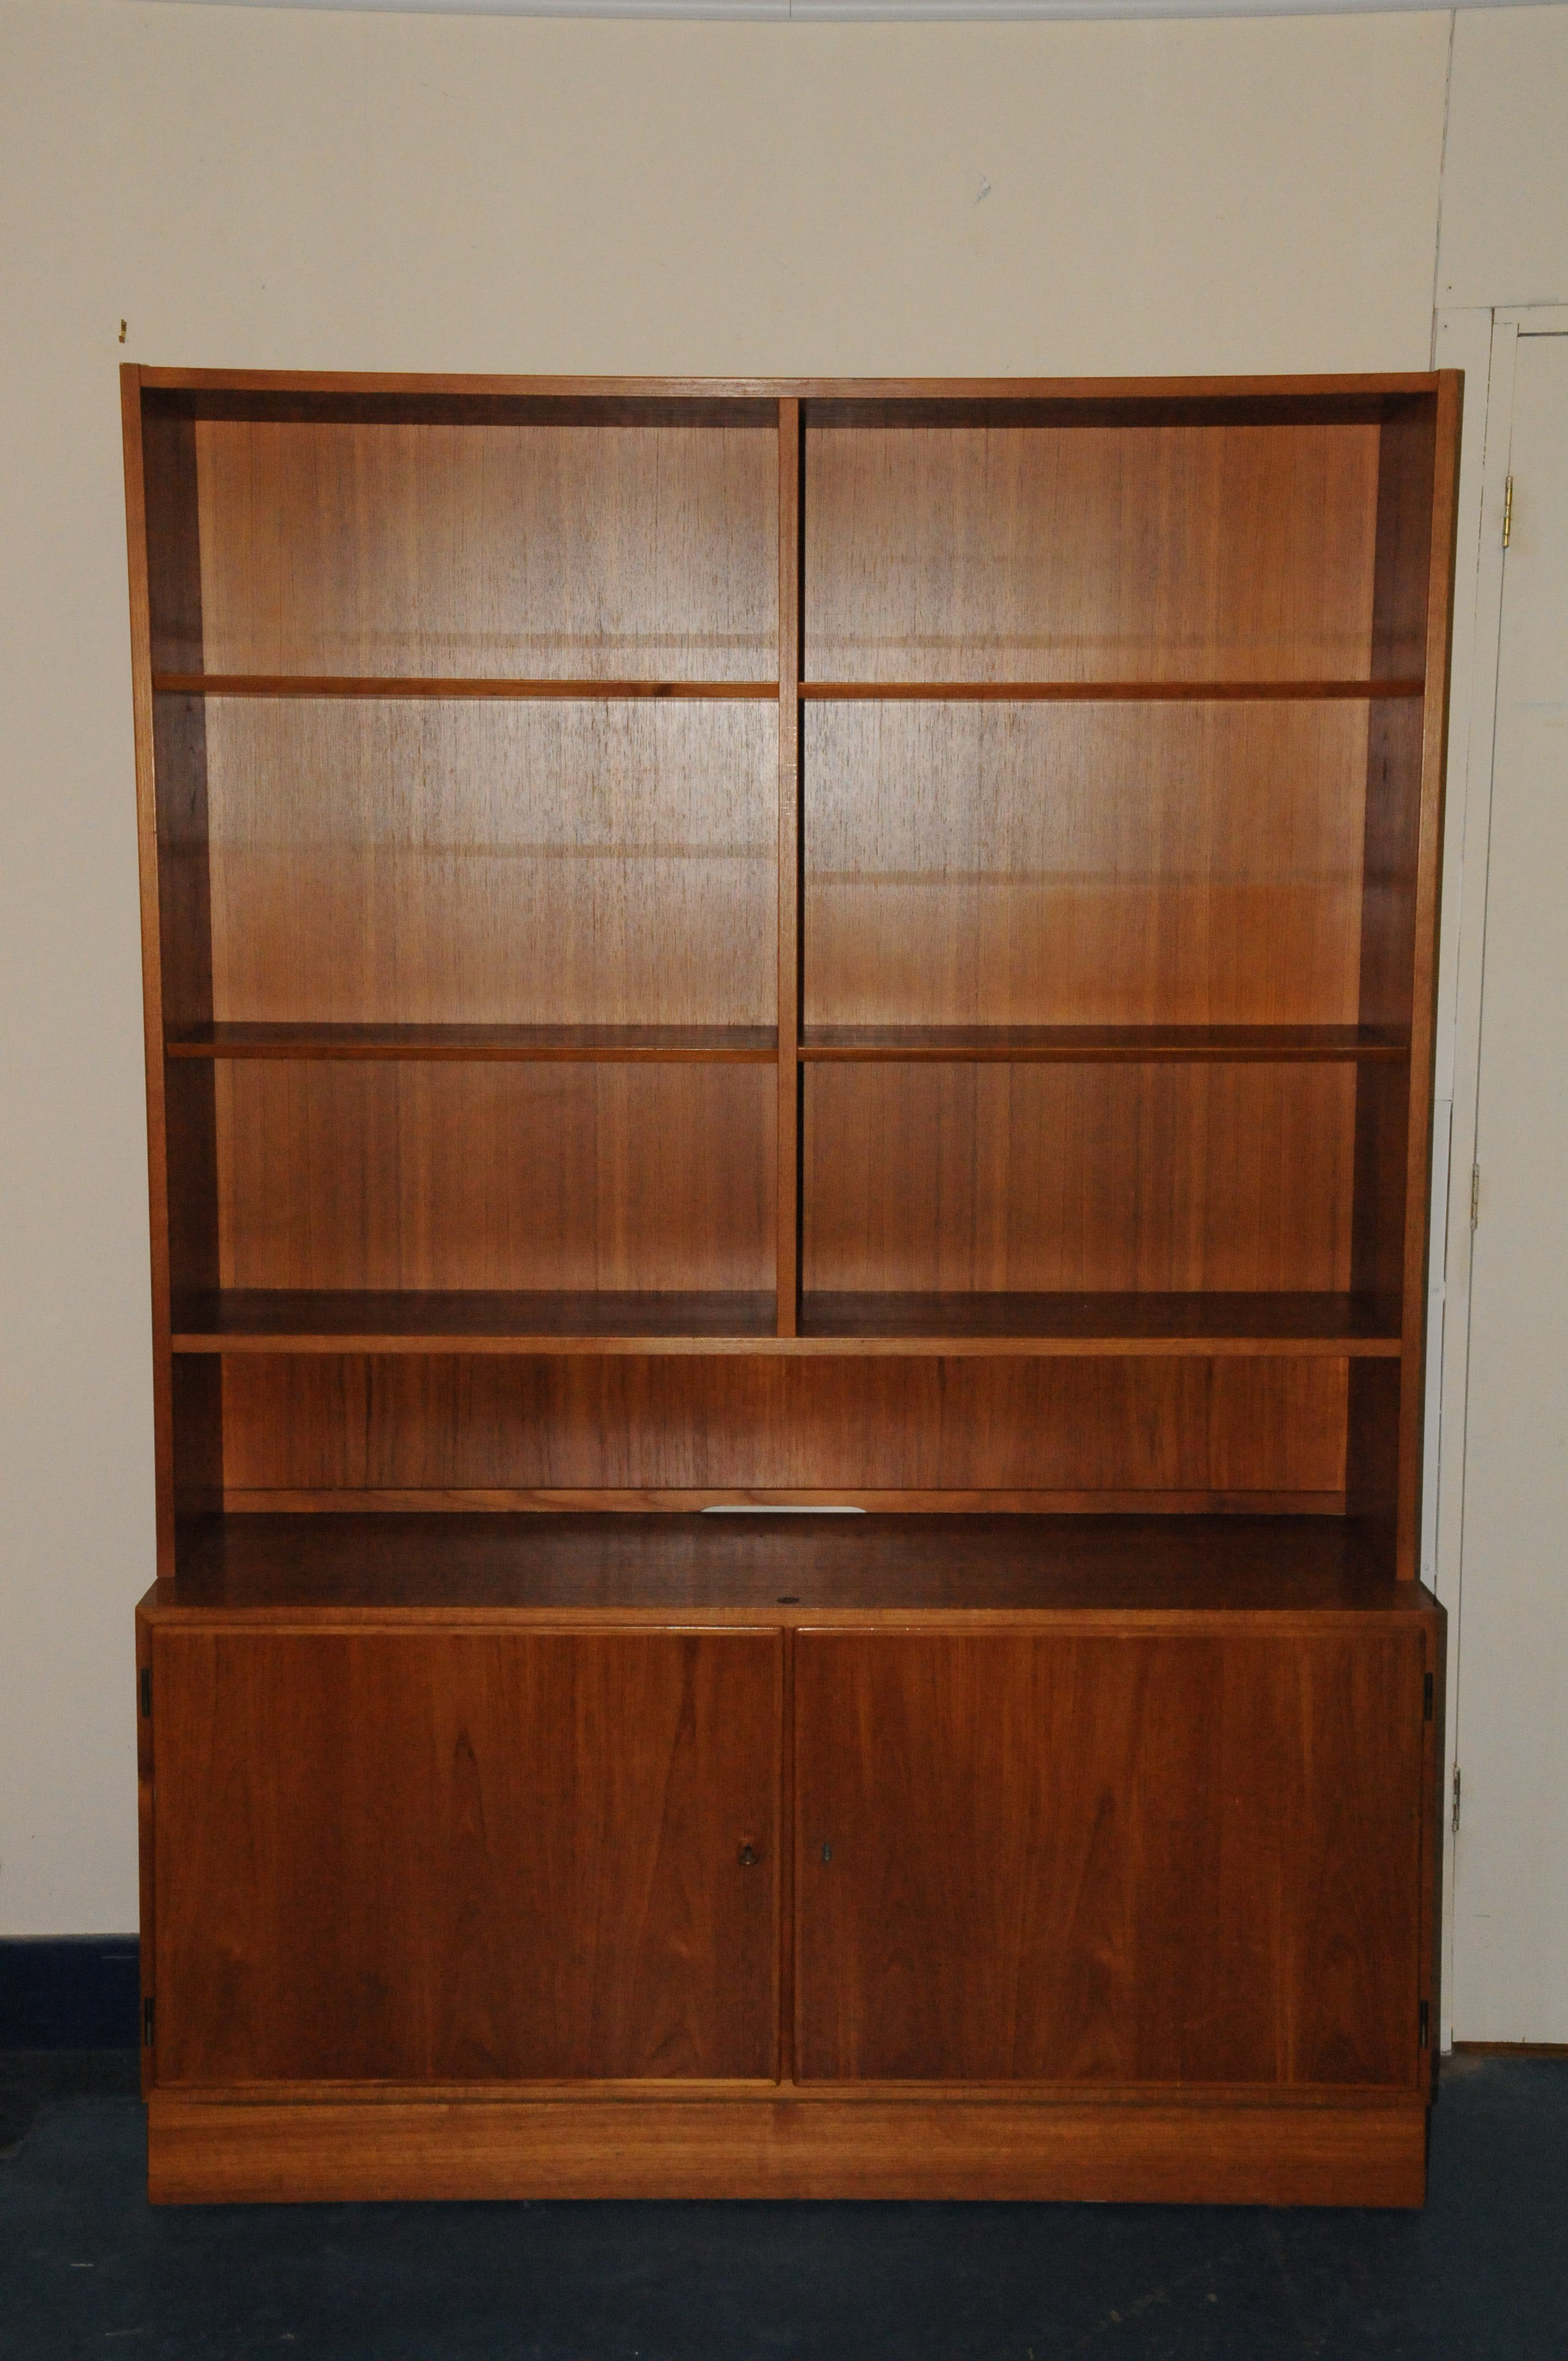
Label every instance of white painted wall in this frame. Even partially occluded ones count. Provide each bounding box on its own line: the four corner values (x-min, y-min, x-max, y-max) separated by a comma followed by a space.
1440, 5, 1568, 307
0, 0, 1554, 1934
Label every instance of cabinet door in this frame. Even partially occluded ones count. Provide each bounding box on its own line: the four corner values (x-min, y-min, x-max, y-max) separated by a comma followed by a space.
153, 1628, 780, 2084
794, 1630, 1425, 2088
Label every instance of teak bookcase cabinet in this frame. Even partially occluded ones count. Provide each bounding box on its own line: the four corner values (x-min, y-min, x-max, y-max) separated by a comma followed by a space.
123, 367, 1459, 2208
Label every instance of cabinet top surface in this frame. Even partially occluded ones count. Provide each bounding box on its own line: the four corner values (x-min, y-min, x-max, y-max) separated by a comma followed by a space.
128, 364, 1447, 420
141, 1514, 1444, 1625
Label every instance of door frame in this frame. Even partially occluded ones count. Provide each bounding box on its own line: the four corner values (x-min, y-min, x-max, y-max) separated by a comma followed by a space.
1427, 302, 1568, 2047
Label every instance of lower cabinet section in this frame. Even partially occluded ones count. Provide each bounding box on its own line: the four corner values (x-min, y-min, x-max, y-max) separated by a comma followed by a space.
793, 1631, 1427, 2088
140, 1602, 1441, 2205
150, 1629, 782, 2083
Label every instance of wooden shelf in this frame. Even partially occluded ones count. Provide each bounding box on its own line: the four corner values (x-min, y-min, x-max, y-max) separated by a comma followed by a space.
169, 1288, 1398, 1357
800, 1025, 1410, 1065
153, 674, 780, 701
168, 1024, 779, 1064
798, 1293, 1401, 1356
171, 1291, 780, 1353
168, 1024, 1406, 1066
154, 676, 1424, 705
155, 1511, 1433, 1618
797, 679, 1424, 702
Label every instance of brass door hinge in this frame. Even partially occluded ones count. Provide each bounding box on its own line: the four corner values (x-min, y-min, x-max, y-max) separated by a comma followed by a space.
1503, 475, 1513, 548
1452, 1764, 1462, 1834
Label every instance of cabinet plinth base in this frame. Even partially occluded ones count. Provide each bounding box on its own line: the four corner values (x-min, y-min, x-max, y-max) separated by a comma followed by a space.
147, 2092, 1429, 2208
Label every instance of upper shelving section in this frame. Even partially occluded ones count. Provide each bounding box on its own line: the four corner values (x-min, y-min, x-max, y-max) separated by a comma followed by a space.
127, 371, 1455, 1557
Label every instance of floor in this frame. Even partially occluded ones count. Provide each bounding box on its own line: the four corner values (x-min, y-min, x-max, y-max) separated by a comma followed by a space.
2, 2056, 1564, 2360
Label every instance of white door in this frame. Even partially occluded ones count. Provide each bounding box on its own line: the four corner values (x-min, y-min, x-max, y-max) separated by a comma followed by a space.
1453, 329, 1568, 2040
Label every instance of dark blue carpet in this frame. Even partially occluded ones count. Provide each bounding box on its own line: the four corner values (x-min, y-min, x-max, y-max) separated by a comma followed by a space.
2, 2055, 1564, 2359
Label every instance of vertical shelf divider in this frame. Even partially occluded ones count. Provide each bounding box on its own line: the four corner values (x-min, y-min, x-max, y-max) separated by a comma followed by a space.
776, 399, 803, 1335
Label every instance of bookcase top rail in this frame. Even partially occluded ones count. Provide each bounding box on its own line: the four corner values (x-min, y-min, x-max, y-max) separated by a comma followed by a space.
130, 364, 1448, 429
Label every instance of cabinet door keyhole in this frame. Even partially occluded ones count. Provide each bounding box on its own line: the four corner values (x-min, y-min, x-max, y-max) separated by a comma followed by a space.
737, 1840, 763, 1869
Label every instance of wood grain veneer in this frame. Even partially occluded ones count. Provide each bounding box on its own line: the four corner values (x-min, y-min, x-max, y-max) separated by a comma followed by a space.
186, 420, 777, 682
797, 679, 1422, 701
804, 423, 1380, 684
168, 1288, 1396, 1356
144, 2091, 1430, 2208
210, 1353, 1350, 1499
155, 676, 778, 699
803, 1062, 1357, 1296
145, 1510, 1436, 1617
210, 1063, 775, 1294
1348, 383, 1462, 1573
799, 1025, 1409, 1063
170, 1023, 778, 1062
123, 369, 1459, 2208
138, 369, 1438, 405
130, 391, 221, 1565
151, 1628, 781, 2083
190, 695, 776, 1029
797, 1292, 1396, 1351
794, 1628, 1425, 2086
803, 701, 1370, 1029
777, 400, 803, 1334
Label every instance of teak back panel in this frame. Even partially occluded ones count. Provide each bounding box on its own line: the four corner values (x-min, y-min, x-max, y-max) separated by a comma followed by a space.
803, 1062, 1356, 1295
197, 698, 778, 1028
802, 702, 1370, 1028
220, 1353, 1348, 1504
803, 424, 1381, 682
152, 1626, 782, 2083
184, 421, 778, 681
794, 1629, 1425, 2083
214, 1063, 776, 1293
